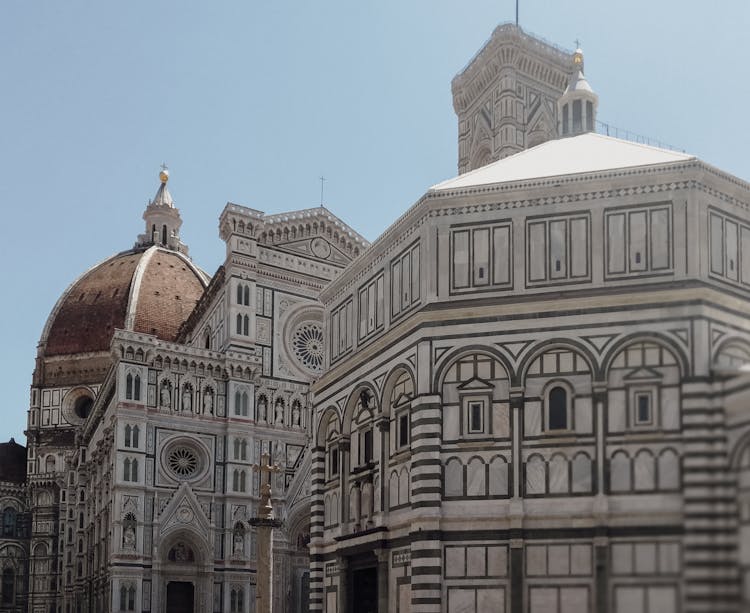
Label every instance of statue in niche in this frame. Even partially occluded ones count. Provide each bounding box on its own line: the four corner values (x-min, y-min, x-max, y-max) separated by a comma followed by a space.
204, 389, 214, 414
160, 383, 171, 408
292, 402, 301, 427
123, 524, 136, 549
182, 386, 192, 412
258, 396, 268, 422
233, 532, 244, 555
274, 399, 284, 425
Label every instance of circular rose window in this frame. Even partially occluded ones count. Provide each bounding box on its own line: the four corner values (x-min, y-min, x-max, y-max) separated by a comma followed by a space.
291, 322, 324, 373
167, 447, 199, 479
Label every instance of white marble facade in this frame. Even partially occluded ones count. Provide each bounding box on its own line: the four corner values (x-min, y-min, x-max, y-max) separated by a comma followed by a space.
309, 28, 750, 613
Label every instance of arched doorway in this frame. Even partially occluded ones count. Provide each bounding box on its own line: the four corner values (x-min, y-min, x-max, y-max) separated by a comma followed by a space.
166, 581, 194, 613
154, 536, 211, 613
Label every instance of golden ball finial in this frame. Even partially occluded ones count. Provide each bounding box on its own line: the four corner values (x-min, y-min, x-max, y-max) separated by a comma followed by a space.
574, 48, 584, 66
159, 167, 169, 183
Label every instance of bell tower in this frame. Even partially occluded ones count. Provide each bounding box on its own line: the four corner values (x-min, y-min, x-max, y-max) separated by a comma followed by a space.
452, 24, 577, 174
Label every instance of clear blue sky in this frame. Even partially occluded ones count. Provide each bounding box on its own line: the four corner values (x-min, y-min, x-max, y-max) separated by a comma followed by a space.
1, 1, 748, 444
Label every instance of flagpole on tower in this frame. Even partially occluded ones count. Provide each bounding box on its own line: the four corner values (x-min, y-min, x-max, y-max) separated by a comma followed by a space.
515, 0, 519, 26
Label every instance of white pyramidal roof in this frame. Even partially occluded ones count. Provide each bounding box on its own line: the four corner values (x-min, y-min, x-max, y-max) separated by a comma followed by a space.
431, 133, 695, 191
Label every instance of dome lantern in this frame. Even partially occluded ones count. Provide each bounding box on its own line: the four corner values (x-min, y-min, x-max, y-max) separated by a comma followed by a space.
135, 166, 189, 254
557, 47, 598, 137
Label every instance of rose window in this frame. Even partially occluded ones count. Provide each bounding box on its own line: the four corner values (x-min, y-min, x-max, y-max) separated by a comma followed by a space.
167, 447, 199, 478
291, 322, 324, 373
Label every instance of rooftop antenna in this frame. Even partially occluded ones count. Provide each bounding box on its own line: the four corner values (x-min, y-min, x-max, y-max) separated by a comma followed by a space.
319, 176, 326, 207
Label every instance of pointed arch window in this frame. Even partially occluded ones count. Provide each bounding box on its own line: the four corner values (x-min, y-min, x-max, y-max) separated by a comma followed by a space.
123, 458, 138, 482
2, 507, 16, 538
243, 285, 250, 306
236, 314, 242, 335
236, 284, 243, 305
243, 315, 249, 336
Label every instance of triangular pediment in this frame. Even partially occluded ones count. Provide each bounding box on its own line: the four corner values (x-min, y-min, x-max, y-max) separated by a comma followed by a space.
623, 367, 663, 381
458, 377, 493, 391
157, 482, 210, 537
273, 237, 352, 266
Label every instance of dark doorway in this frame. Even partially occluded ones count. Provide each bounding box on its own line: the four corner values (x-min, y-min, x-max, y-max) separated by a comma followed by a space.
166, 581, 194, 613
351, 567, 378, 613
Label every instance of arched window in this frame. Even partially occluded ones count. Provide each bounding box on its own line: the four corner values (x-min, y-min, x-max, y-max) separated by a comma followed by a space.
126, 374, 133, 400
233, 439, 240, 460
243, 315, 249, 336
131, 459, 138, 482
233, 469, 239, 491
548, 386, 568, 430
123, 458, 131, 481
1, 568, 14, 604
239, 470, 246, 492
128, 586, 135, 610
45, 455, 56, 473
133, 375, 141, 401
241, 439, 247, 461
236, 284, 243, 305
2, 507, 16, 538
243, 285, 250, 306
236, 314, 242, 334
124, 425, 132, 447
131, 425, 139, 448
234, 391, 241, 416
161, 224, 167, 245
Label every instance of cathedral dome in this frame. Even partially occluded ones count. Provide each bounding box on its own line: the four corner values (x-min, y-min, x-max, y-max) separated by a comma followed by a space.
40, 245, 209, 357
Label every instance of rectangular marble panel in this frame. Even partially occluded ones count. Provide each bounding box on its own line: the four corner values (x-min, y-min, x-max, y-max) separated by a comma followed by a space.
607, 390, 626, 432
549, 219, 567, 279
445, 547, 466, 578
574, 396, 592, 434
710, 213, 724, 274
570, 217, 588, 277
660, 387, 679, 430
466, 546, 486, 576
629, 211, 647, 271
528, 221, 547, 281
453, 230, 470, 289
524, 400, 541, 437
726, 219, 739, 281
742, 226, 750, 285
650, 208, 670, 270
493, 225, 511, 285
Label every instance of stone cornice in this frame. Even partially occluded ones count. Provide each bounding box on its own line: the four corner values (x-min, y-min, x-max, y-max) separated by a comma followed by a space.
320, 159, 750, 307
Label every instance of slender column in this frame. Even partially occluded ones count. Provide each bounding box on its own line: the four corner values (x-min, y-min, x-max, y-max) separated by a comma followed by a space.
309, 445, 326, 612
375, 548, 389, 612
409, 394, 443, 613
249, 453, 282, 613
337, 556, 349, 613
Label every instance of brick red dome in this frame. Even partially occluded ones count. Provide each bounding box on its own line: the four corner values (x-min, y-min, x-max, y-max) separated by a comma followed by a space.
41, 246, 208, 357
